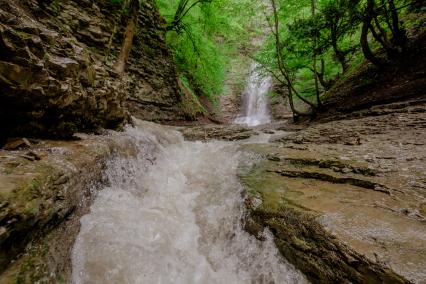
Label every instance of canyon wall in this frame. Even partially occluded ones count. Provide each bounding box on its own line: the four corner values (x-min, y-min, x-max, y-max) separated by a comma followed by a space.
0, 0, 187, 144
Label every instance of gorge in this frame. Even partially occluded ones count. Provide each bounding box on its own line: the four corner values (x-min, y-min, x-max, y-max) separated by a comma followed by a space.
0, 0, 425, 283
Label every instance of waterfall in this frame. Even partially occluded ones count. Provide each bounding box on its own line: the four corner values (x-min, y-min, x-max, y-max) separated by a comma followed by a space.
71, 120, 307, 284
235, 63, 272, 127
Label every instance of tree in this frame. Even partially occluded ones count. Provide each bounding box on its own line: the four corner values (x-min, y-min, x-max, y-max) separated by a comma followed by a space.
267, 0, 318, 117
166, 0, 213, 32
156, 0, 256, 101
311, 0, 322, 108
320, 0, 360, 72
360, 0, 407, 66
312, 59, 336, 91
154, 0, 414, 118
113, 0, 140, 75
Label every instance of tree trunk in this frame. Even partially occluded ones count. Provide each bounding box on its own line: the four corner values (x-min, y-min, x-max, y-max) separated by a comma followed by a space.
370, 16, 397, 56
270, 0, 317, 112
316, 59, 334, 90
113, 0, 140, 75
287, 87, 311, 117
373, 16, 390, 46
311, 0, 322, 109
387, 0, 406, 48
361, 21, 382, 66
361, 0, 385, 66
331, 39, 347, 72
287, 89, 298, 121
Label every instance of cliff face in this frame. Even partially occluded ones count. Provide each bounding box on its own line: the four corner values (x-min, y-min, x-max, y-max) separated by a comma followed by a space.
0, 0, 186, 144
126, 0, 187, 121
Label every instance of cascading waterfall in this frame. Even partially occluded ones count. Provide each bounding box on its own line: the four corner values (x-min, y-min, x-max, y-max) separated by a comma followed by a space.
71, 120, 307, 284
235, 63, 272, 127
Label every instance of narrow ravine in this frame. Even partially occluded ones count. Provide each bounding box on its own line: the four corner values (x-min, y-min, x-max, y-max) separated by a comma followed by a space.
71, 121, 307, 284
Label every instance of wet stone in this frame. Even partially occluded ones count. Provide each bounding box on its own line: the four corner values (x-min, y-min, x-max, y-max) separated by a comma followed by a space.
3, 138, 32, 150
239, 104, 426, 284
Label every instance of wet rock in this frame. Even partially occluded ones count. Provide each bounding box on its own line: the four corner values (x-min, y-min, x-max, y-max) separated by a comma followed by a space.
0, 130, 138, 283
0, 0, 190, 143
266, 154, 280, 162
46, 55, 79, 79
239, 105, 426, 283
341, 167, 351, 174
19, 151, 42, 161
180, 125, 257, 141
3, 138, 32, 150
244, 195, 262, 210
0, 0, 128, 141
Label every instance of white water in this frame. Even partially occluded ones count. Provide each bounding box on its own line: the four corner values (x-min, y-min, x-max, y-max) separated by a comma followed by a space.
71, 121, 307, 284
235, 64, 272, 127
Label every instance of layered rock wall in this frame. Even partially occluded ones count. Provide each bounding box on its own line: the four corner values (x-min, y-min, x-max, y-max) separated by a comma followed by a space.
0, 0, 186, 144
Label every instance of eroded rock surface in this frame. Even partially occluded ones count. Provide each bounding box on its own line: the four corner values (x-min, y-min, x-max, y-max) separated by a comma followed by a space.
0, 0, 189, 144
0, 131, 139, 283
240, 99, 426, 283
180, 124, 257, 141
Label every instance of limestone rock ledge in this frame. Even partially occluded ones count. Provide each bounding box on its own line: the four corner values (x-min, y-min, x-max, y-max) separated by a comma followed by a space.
239, 102, 426, 283
0, 132, 138, 283
180, 124, 257, 141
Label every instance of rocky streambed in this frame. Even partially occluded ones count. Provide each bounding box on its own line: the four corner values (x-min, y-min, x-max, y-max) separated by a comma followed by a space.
184, 98, 426, 284
0, 99, 425, 283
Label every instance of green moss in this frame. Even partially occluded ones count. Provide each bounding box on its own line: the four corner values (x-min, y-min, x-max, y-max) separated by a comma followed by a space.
14, 31, 32, 40
56, 273, 66, 284
178, 76, 206, 119
3, 168, 13, 175
290, 236, 313, 252
28, 179, 41, 193
24, 199, 40, 216
15, 242, 50, 284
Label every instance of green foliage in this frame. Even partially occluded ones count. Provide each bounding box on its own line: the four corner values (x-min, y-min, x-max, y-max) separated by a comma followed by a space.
156, 0, 412, 113
256, 0, 410, 108
156, 0, 259, 102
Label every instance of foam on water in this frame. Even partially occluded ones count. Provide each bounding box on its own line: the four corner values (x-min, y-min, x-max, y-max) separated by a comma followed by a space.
71, 121, 307, 284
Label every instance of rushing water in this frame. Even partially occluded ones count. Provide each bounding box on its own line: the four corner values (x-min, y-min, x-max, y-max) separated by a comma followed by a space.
71, 121, 306, 284
234, 63, 272, 127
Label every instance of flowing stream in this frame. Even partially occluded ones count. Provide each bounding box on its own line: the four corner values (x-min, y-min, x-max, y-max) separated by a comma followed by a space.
71, 121, 307, 284
234, 63, 272, 127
